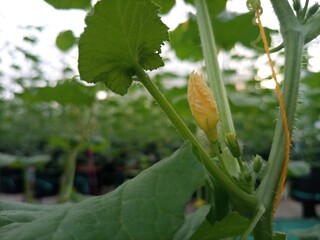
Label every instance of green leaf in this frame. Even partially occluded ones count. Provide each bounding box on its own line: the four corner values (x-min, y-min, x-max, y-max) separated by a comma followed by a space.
0, 153, 50, 168
212, 13, 272, 50
0, 153, 17, 167
287, 161, 311, 177
301, 72, 320, 88
170, 12, 275, 61
291, 225, 320, 240
23, 36, 37, 44
0, 201, 62, 228
206, 177, 231, 224
44, 0, 91, 9
56, 30, 77, 52
170, 18, 203, 61
273, 232, 287, 240
190, 212, 250, 240
78, 0, 169, 95
221, 150, 240, 178
152, 0, 175, 14
18, 80, 96, 106
0, 142, 205, 240
173, 205, 210, 240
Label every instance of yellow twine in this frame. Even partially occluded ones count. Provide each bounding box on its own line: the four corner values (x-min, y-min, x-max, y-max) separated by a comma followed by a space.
255, 9, 291, 214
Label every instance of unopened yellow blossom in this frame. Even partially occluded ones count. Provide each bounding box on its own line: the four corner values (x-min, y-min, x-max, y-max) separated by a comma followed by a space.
188, 71, 219, 143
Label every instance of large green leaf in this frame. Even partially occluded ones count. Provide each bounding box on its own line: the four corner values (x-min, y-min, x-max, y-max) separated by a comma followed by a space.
206, 177, 231, 224
0, 142, 205, 240
78, 0, 169, 95
170, 17, 203, 61
173, 205, 210, 240
44, 0, 91, 9
212, 13, 273, 50
170, 12, 275, 61
190, 212, 250, 239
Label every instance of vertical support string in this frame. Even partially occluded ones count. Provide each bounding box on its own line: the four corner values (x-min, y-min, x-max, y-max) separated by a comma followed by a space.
255, 9, 291, 214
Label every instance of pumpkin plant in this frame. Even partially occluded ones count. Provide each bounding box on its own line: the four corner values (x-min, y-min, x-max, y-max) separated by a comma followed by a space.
1, 0, 320, 239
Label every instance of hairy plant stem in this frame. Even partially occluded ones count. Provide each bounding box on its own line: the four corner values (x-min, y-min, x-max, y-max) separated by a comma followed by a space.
57, 105, 96, 203
255, 31, 305, 240
212, 143, 229, 177
135, 67, 258, 212
58, 143, 82, 203
254, 0, 305, 239
194, 0, 235, 137
23, 168, 33, 203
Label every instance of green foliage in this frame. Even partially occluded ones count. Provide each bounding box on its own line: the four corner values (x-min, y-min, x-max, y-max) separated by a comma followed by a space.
0, 81, 182, 162
212, 13, 267, 50
287, 161, 311, 177
19, 80, 96, 106
56, 30, 77, 52
173, 205, 210, 240
205, 177, 231, 223
291, 224, 320, 240
170, 18, 202, 61
273, 232, 287, 240
0, 153, 50, 168
44, 0, 91, 9
189, 212, 250, 239
152, 0, 175, 14
170, 11, 274, 61
295, 72, 320, 167
226, 81, 278, 157
94, 89, 184, 165
0, 143, 205, 240
78, 0, 169, 95
0, 99, 52, 155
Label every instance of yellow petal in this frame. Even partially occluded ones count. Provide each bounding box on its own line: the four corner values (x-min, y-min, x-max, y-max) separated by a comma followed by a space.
194, 199, 206, 208
188, 71, 219, 142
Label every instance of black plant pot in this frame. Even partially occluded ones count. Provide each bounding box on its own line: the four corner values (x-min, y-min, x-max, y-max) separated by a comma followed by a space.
291, 167, 320, 218
0, 168, 24, 194
34, 168, 61, 198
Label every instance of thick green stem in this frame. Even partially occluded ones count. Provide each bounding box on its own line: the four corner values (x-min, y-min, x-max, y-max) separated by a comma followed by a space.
194, 0, 235, 136
262, 32, 304, 206
212, 143, 229, 176
23, 168, 33, 203
58, 144, 81, 203
135, 67, 258, 215
255, 31, 305, 240
254, 0, 305, 238
253, 216, 273, 240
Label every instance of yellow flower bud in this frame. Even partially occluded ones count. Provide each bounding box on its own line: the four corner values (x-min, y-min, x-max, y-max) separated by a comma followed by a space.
188, 71, 219, 143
